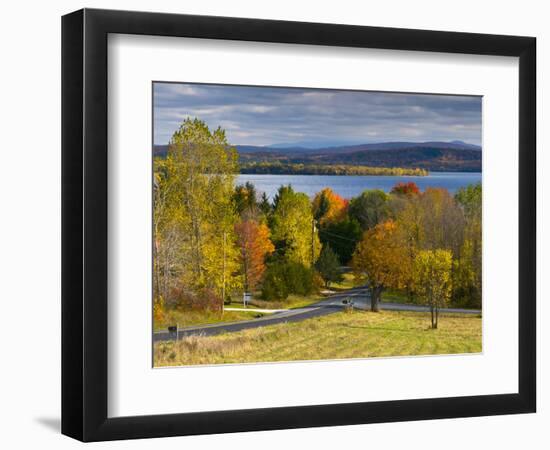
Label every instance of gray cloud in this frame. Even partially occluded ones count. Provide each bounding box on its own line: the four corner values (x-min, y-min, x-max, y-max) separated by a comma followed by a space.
153, 82, 482, 147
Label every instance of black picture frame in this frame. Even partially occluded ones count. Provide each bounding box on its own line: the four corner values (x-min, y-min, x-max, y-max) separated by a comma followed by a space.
62, 8, 536, 442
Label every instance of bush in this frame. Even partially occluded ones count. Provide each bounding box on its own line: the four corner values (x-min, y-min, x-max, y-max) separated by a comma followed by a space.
224, 293, 233, 305
153, 297, 165, 323
261, 261, 315, 300
168, 284, 222, 312
261, 263, 289, 300
284, 262, 314, 296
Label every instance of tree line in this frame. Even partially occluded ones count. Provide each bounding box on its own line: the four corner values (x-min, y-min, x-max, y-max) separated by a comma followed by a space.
154, 119, 481, 329
240, 161, 428, 176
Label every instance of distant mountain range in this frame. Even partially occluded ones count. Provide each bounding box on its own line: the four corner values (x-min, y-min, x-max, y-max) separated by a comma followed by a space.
153, 140, 482, 172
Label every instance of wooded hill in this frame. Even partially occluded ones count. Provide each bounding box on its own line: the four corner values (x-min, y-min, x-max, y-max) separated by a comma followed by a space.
154, 140, 482, 172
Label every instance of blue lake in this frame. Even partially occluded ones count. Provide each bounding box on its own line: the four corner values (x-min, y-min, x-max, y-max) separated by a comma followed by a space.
237, 172, 481, 200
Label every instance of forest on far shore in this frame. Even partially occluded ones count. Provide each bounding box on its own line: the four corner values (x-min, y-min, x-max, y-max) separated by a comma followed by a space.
239, 161, 428, 176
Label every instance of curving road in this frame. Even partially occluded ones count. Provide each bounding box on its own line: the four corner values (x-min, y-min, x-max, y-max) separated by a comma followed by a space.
153, 287, 481, 342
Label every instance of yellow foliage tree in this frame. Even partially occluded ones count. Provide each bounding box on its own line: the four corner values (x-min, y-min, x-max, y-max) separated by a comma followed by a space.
153, 118, 242, 310
413, 249, 453, 329
271, 186, 321, 267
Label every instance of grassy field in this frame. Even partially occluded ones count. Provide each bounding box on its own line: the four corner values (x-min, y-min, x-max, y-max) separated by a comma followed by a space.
154, 310, 482, 367
154, 309, 269, 331
225, 292, 327, 311
155, 292, 326, 331
382, 289, 411, 304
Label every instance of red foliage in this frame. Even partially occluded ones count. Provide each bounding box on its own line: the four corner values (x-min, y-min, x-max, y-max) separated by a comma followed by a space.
391, 181, 420, 196
235, 220, 275, 291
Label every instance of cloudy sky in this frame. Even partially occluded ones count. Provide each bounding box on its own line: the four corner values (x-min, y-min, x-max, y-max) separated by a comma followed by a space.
153, 82, 482, 147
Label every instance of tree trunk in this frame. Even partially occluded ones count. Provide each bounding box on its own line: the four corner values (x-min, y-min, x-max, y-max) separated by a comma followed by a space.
371, 286, 382, 312
406, 285, 415, 303
435, 307, 439, 329
430, 306, 435, 329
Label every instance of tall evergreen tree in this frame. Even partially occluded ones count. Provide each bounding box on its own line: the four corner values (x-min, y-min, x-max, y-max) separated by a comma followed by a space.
315, 244, 343, 288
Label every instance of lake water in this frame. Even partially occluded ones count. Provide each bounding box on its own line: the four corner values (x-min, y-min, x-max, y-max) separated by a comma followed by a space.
237, 172, 481, 200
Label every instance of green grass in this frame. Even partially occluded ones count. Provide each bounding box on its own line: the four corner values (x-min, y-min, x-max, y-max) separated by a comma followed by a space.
154, 309, 269, 331
156, 291, 331, 332
381, 289, 411, 304
328, 272, 356, 291
227, 292, 325, 311
154, 310, 482, 366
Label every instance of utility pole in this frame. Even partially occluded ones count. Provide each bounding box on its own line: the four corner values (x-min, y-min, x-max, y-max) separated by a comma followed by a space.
311, 218, 316, 266
222, 231, 226, 313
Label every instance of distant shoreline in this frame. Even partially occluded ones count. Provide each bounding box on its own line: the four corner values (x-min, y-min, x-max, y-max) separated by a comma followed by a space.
239, 163, 428, 177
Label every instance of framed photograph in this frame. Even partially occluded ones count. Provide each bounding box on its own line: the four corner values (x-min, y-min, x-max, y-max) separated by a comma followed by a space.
62, 8, 536, 442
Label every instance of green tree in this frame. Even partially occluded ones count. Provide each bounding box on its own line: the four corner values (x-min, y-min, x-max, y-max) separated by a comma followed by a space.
258, 192, 272, 217
270, 185, 320, 267
318, 217, 361, 265
315, 244, 343, 287
348, 189, 390, 231
455, 183, 482, 219
414, 249, 453, 329
233, 182, 258, 217
261, 261, 315, 300
454, 183, 482, 307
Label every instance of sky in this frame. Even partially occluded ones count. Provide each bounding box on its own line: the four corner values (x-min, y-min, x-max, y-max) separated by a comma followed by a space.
153, 82, 482, 147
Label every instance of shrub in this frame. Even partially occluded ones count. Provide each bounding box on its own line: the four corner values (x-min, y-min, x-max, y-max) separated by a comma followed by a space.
315, 244, 343, 287
224, 293, 233, 305
261, 263, 289, 300
284, 261, 314, 296
168, 284, 222, 312
261, 261, 315, 300
153, 297, 165, 323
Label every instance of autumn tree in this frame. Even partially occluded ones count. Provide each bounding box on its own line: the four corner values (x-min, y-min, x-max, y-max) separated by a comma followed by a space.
153, 118, 241, 309
153, 159, 184, 306
418, 188, 465, 254
235, 220, 275, 292
270, 185, 320, 266
348, 189, 390, 231
315, 244, 343, 288
392, 193, 424, 302
312, 188, 348, 225
454, 183, 482, 307
391, 181, 420, 196
414, 249, 453, 329
351, 220, 410, 312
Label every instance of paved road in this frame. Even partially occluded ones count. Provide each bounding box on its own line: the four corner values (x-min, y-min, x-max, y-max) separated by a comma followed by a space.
154, 287, 481, 342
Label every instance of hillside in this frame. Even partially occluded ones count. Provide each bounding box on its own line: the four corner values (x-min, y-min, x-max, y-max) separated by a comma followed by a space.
154, 140, 482, 172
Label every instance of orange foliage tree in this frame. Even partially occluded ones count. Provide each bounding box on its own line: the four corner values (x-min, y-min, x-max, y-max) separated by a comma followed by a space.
351, 220, 411, 312
235, 220, 275, 292
312, 187, 348, 225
